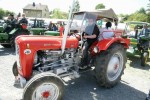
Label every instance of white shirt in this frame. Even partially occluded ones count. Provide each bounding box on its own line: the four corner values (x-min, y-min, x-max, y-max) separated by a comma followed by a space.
99, 27, 114, 40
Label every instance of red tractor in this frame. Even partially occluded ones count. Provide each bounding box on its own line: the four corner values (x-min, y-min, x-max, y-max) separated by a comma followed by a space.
12, 6, 129, 100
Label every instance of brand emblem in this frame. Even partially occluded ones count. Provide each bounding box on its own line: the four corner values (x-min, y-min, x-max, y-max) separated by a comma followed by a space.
24, 49, 31, 55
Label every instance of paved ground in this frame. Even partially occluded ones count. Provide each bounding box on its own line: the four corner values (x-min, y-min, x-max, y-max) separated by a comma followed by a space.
0, 45, 150, 100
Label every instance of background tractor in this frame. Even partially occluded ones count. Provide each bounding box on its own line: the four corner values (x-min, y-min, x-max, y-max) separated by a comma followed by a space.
0, 21, 30, 48
125, 21, 150, 66
28, 18, 64, 36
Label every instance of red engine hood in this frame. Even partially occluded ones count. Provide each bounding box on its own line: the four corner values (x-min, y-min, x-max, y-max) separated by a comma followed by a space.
16, 35, 79, 50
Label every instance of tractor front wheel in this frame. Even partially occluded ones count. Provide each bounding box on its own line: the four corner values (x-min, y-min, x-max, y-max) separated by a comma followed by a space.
12, 61, 18, 76
95, 44, 126, 88
23, 73, 64, 100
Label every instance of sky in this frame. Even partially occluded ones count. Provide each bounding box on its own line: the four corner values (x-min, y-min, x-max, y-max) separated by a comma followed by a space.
0, 0, 149, 15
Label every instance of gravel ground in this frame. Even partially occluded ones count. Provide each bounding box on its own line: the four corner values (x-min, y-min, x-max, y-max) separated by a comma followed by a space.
0, 45, 150, 100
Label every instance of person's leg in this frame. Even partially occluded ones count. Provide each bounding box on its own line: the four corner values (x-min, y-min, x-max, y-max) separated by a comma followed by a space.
81, 42, 89, 67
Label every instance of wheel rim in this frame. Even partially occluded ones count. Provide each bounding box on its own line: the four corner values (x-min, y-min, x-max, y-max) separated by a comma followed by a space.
107, 52, 123, 82
32, 82, 59, 100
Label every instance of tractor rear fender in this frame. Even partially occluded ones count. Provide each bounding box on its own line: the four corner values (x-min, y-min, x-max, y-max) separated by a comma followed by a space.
91, 38, 130, 54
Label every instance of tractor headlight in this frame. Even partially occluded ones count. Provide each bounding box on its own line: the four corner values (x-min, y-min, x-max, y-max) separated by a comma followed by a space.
33, 53, 38, 65
93, 46, 99, 53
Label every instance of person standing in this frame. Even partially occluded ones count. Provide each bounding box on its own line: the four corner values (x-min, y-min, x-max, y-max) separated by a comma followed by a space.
48, 21, 58, 31
18, 13, 28, 25
139, 24, 150, 37
59, 23, 64, 36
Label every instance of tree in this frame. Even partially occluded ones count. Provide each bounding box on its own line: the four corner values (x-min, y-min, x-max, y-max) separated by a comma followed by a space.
50, 8, 68, 19
73, 0, 80, 12
118, 14, 130, 23
0, 8, 5, 19
136, 8, 146, 14
127, 13, 148, 22
95, 3, 105, 10
147, 12, 150, 23
5, 10, 14, 16
0, 8, 14, 19
147, 0, 150, 12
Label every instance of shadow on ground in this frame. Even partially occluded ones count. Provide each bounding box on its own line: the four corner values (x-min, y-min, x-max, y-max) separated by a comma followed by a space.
127, 54, 150, 70
63, 71, 146, 100
0, 46, 15, 56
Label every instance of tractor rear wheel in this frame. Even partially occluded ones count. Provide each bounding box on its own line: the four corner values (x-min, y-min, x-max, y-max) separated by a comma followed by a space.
95, 44, 126, 88
23, 73, 64, 100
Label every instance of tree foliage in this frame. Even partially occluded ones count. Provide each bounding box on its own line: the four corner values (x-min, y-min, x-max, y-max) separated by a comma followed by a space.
147, 0, 150, 12
95, 3, 105, 10
0, 8, 5, 19
50, 0, 80, 19
118, 14, 130, 23
119, 7, 150, 23
147, 12, 150, 23
73, 0, 80, 12
50, 8, 68, 19
136, 7, 146, 14
0, 8, 14, 19
127, 13, 148, 22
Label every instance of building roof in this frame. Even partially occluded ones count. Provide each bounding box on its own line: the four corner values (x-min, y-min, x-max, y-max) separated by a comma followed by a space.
23, 3, 48, 11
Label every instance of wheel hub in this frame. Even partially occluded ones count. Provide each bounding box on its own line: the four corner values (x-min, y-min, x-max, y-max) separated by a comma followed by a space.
42, 91, 50, 98
107, 53, 123, 82
114, 63, 119, 70
32, 83, 59, 100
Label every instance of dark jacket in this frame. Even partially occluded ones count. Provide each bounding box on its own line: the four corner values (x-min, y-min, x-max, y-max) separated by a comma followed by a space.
139, 28, 150, 37
19, 18, 28, 24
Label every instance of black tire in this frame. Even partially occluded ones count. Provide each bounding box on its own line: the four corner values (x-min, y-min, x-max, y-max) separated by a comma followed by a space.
94, 44, 126, 88
141, 52, 149, 66
23, 73, 64, 100
12, 61, 18, 76
1, 44, 11, 48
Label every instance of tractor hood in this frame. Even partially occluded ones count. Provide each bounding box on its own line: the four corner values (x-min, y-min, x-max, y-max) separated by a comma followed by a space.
16, 35, 79, 50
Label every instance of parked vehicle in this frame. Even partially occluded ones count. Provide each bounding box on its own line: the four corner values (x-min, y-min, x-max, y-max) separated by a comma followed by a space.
0, 19, 5, 26
0, 26, 4, 33
0, 20, 5, 33
28, 18, 46, 35
0, 22, 30, 48
28, 18, 63, 36
12, 2, 129, 99
125, 21, 150, 66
